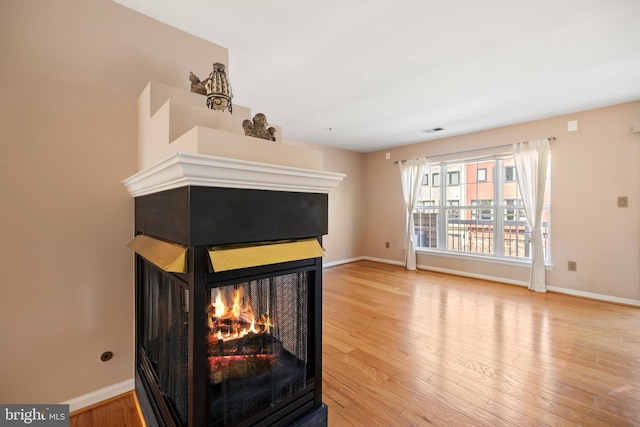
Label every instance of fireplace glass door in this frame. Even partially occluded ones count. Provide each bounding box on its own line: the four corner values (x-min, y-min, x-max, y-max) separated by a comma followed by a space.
208, 272, 309, 426
137, 257, 315, 427
139, 261, 190, 425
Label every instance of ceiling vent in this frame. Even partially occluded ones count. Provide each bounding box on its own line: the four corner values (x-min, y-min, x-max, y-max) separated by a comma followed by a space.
423, 127, 444, 133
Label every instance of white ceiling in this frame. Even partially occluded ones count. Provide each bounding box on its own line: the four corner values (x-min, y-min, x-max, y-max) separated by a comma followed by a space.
115, 0, 640, 152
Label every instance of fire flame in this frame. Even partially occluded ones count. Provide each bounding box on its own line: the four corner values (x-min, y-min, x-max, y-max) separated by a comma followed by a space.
208, 288, 271, 342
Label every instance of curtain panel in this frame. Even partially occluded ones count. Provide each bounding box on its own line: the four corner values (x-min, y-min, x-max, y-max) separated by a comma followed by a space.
513, 139, 550, 292
398, 158, 429, 270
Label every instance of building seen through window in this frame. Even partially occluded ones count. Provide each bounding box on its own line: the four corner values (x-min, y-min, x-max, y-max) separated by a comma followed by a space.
414, 155, 550, 261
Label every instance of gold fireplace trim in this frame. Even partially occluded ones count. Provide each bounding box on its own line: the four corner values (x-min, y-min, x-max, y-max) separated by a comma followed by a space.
208, 239, 324, 272
127, 234, 188, 273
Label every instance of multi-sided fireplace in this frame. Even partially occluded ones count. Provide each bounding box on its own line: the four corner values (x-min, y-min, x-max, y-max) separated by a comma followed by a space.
123, 151, 344, 426
124, 79, 344, 425
129, 185, 327, 427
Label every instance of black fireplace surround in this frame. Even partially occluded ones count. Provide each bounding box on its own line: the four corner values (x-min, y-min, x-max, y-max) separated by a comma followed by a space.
132, 186, 328, 427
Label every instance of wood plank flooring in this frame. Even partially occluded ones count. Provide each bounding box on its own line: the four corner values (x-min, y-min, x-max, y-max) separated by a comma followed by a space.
69, 392, 144, 427
322, 261, 640, 426
72, 260, 640, 426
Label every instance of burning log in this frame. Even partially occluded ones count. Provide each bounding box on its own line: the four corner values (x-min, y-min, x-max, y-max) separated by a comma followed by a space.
208, 333, 282, 384
208, 288, 272, 341
207, 288, 280, 384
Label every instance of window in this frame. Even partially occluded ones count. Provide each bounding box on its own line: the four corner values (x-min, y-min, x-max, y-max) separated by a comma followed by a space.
471, 199, 493, 220
447, 171, 460, 186
504, 166, 515, 182
422, 174, 429, 186
504, 199, 526, 221
447, 200, 460, 219
413, 155, 550, 262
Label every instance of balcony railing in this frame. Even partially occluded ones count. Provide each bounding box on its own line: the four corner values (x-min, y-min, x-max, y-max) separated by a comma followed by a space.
414, 212, 549, 259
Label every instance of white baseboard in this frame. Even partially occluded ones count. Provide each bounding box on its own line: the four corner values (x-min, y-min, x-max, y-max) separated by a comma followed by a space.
323, 256, 365, 268
361, 256, 405, 266
547, 286, 640, 307
417, 264, 529, 287
62, 378, 134, 412
418, 264, 640, 306
332, 257, 640, 307
324, 256, 405, 267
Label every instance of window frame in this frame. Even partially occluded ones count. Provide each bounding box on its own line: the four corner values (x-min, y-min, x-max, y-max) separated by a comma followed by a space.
447, 170, 460, 186
477, 168, 487, 182
413, 154, 551, 264
504, 165, 516, 182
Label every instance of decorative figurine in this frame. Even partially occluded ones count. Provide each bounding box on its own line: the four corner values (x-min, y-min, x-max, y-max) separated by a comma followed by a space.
242, 113, 276, 141
189, 63, 233, 113
189, 72, 207, 95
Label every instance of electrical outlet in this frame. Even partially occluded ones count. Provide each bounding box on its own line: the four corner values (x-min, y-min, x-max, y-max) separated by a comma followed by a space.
385, 241, 390, 249
568, 261, 577, 272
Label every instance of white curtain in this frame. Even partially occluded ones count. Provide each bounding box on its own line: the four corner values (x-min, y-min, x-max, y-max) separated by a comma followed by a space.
513, 139, 550, 292
399, 158, 429, 270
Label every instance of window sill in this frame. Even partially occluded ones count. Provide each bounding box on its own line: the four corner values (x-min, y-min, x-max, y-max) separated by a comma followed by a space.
415, 248, 553, 269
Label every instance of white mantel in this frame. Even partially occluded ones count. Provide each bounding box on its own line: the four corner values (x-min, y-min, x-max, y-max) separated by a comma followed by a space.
123, 151, 345, 197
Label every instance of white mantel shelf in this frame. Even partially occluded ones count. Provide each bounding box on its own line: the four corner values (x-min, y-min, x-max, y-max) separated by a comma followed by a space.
123, 152, 346, 197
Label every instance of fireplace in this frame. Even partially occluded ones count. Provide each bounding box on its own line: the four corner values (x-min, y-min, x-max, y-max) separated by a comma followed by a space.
122, 78, 344, 425
128, 184, 331, 426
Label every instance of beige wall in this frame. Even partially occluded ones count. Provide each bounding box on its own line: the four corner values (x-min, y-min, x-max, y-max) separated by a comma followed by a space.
363, 101, 640, 300
0, 0, 230, 406
322, 145, 365, 264
285, 138, 365, 264
0, 71, 138, 403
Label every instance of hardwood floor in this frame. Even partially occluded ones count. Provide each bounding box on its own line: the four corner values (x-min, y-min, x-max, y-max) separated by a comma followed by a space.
73, 261, 640, 426
70, 392, 144, 427
322, 261, 640, 426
